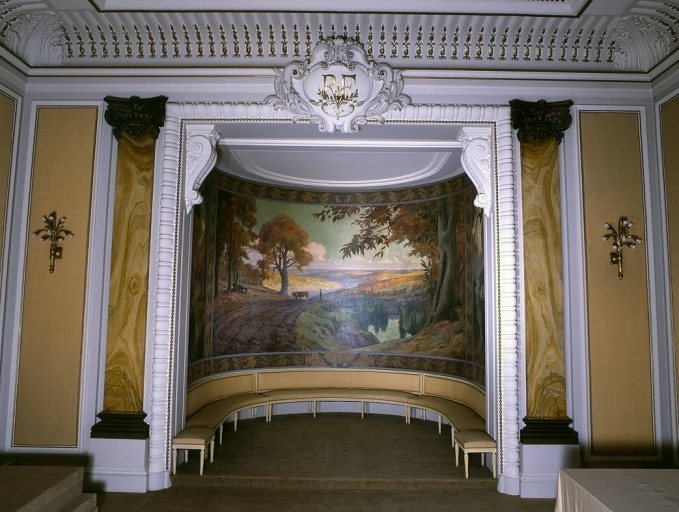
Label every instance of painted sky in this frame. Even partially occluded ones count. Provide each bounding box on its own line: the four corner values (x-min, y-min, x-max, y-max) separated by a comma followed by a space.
246, 198, 422, 271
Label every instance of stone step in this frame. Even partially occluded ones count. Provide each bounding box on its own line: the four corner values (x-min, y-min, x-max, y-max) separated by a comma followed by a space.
0, 466, 95, 512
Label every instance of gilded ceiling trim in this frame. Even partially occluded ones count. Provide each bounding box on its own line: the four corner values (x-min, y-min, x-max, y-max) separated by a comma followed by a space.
1, 2, 678, 72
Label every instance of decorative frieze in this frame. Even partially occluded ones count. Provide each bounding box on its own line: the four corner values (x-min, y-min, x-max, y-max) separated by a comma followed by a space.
2, 2, 678, 72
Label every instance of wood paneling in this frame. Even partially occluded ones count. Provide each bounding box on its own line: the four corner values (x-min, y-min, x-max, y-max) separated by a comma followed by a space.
14, 106, 97, 446
580, 111, 654, 455
522, 138, 567, 418
660, 95, 679, 432
103, 132, 155, 413
0, 91, 16, 279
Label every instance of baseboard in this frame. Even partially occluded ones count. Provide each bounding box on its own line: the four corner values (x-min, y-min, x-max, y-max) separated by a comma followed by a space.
498, 474, 520, 495
87, 467, 148, 493
520, 443, 580, 498
147, 470, 171, 491
520, 473, 558, 498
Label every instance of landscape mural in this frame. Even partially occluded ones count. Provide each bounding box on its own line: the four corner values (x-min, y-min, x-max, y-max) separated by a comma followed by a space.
188, 172, 485, 386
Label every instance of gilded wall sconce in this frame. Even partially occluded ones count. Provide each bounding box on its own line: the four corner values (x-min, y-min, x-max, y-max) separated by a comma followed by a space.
602, 216, 642, 280
32, 211, 74, 274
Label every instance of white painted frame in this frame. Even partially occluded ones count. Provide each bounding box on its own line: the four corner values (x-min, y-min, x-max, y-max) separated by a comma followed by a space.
1, 100, 108, 453
148, 102, 522, 494
0, 83, 22, 448
654, 89, 679, 467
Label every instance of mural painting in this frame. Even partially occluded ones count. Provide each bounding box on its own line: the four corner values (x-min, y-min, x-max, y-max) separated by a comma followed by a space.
188, 173, 485, 386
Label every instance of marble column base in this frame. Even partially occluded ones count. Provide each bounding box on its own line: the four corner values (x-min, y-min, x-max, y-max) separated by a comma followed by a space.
90, 411, 150, 439
520, 417, 579, 445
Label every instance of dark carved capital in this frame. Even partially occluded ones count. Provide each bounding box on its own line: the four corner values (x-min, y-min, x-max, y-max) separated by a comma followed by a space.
510, 99, 573, 145
104, 95, 168, 141
90, 411, 150, 439
520, 417, 579, 445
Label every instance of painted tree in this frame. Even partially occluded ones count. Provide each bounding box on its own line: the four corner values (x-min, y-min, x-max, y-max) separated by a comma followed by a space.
216, 191, 258, 293
313, 197, 463, 325
256, 213, 312, 296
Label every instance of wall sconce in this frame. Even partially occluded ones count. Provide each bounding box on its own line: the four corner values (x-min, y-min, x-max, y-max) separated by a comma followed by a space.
32, 211, 74, 274
602, 216, 642, 280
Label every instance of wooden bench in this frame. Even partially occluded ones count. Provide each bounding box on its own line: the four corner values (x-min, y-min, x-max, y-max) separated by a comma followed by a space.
454, 430, 497, 479
262, 388, 418, 421
171, 426, 215, 476
173, 368, 495, 478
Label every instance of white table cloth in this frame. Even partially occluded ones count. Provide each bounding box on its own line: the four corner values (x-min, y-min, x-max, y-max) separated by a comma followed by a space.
555, 469, 679, 512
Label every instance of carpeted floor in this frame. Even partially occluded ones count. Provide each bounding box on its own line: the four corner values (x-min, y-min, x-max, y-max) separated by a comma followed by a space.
98, 412, 556, 511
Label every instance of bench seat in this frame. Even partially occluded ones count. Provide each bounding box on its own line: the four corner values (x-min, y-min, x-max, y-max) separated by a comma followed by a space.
406, 395, 486, 443
454, 429, 497, 479
263, 388, 418, 420
171, 426, 215, 476
174, 369, 493, 477
186, 393, 269, 441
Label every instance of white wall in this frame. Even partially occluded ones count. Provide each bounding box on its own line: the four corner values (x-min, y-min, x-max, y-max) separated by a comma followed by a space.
0, 55, 675, 495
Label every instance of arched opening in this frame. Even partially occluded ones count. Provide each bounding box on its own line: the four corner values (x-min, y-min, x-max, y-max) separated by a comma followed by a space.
148, 102, 521, 494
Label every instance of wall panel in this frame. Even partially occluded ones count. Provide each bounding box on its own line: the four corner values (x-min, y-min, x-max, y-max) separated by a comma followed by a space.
0, 91, 16, 286
580, 111, 654, 456
13, 106, 97, 447
660, 95, 679, 436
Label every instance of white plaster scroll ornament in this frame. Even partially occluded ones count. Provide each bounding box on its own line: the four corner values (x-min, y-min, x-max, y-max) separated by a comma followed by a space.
265, 36, 411, 134
184, 124, 221, 213
459, 126, 492, 216
1, 11, 65, 66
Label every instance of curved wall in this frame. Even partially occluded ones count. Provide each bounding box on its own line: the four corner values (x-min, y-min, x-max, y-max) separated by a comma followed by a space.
188, 171, 485, 386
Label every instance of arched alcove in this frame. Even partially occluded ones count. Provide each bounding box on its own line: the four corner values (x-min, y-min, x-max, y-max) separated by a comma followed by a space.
148, 102, 521, 494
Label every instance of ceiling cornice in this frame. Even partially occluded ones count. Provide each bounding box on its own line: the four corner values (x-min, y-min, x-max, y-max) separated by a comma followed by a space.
88, 0, 590, 16
1, 1, 677, 75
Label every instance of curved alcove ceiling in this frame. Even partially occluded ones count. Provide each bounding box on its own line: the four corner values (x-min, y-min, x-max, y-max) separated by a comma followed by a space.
212, 122, 465, 191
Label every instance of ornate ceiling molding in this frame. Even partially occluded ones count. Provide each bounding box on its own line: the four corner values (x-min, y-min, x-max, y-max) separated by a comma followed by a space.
91, 0, 589, 16
1, 1, 677, 73
611, 16, 675, 71
0, 10, 64, 66
265, 36, 410, 133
